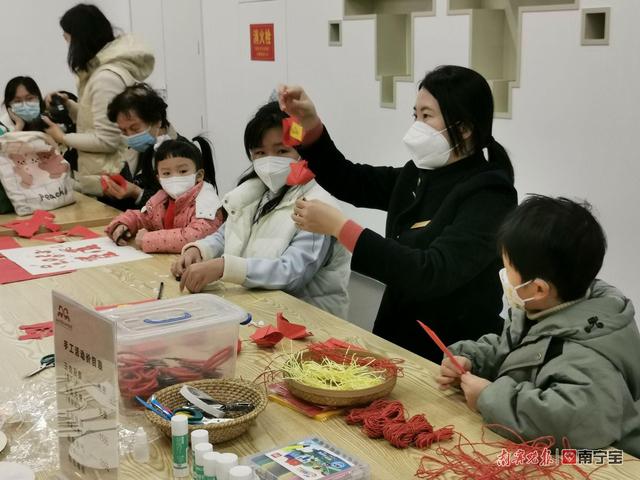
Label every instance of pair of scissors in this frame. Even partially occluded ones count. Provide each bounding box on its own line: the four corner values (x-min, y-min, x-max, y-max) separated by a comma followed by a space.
25, 354, 55, 378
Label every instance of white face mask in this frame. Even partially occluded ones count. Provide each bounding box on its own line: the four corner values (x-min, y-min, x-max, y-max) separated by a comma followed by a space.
160, 174, 196, 199
253, 156, 296, 193
402, 121, 453, 170
499, 268, 535, 311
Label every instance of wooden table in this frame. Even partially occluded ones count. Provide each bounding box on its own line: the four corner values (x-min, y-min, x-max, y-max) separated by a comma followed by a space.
0, 235, 638, 479
0, 193, 120, 236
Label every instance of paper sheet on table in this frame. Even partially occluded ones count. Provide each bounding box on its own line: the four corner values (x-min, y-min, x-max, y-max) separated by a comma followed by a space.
0, 236, 72, 284
1, 237, 151, 275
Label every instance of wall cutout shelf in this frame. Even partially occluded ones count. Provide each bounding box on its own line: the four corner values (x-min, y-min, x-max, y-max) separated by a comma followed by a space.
329, 20, 342, 46
343, 0, 435, 108
581, 8, 610, 46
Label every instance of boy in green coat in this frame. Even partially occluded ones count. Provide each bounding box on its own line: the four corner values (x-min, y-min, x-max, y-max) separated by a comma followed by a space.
438, 196, 640, 457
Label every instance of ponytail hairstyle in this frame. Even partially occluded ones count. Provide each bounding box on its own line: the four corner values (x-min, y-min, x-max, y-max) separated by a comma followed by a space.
154, 137, 217, 192
418, 65, 514, 182
238, 101, 292, 220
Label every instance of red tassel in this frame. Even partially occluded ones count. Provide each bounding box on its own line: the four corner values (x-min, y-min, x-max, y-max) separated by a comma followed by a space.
414, 425, 454, 449
383, 414, 434, 448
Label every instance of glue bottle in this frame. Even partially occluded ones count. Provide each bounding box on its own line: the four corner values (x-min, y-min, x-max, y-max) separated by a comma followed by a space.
216, 453, 239, 480
203, 451, 221, 480
191, 429, 209, 476
133, 426, 149, 463
171, 415, 189, 478
194, 443, 213, 480
229, 465, 254, 480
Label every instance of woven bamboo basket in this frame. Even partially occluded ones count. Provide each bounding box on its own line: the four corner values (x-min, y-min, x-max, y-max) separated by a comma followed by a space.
284, 349, 397, 407
145, 378, 267, 444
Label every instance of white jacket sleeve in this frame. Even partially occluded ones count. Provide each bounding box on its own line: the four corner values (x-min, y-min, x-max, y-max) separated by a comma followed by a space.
63, 70, 125, 153
185, 224, 226, 260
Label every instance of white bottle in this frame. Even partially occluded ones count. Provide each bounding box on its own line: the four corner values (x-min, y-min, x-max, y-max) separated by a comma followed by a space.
171, 415, 189, 478
203, 451, 221, 480
133, 426, 150, 463
229, 465, 254, 480
191, 429, 209, 477
195, 443, 213, 480
216, 453, 239, 480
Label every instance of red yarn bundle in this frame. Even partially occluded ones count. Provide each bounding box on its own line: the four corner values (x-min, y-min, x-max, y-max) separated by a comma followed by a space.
345, 399, 453, 450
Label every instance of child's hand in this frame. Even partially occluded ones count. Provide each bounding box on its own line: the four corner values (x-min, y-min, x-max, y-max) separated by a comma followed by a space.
104, 178, 141, 200
460, 372, 492, 412
436, 356, 472, 390
179, 258, 224, 293
110, 224, 131, 246
171, 247, 203, 278
135, 229, 148, 249
277, 84, 321, 132
292, 198, 347, 237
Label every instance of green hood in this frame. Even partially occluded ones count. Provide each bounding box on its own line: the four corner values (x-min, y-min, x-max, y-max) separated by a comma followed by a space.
528, 280, 640, 398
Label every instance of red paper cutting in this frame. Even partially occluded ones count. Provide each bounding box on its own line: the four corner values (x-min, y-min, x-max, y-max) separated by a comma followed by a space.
282, 117, 304, 147
286, 159, 315, 186
19, 321, 54, 341
32, 225, 101, 243
100, 173, 128, 193
249, 324, 284, 348
0, 235, 73, 284
0, 210, 60, 238
276, 312, 312, 340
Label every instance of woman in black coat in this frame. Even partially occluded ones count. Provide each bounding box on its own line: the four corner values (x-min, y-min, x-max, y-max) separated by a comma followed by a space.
285, 66, 518, 362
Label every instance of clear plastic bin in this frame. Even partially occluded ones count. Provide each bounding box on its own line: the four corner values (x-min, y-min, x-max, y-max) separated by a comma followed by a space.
100, 294, 246, 402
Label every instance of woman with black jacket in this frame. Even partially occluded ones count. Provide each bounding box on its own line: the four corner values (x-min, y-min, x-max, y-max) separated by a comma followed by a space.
284, 65, 518, 362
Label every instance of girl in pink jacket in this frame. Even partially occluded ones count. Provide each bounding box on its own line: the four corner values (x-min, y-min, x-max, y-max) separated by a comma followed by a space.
105, 138, 224, 253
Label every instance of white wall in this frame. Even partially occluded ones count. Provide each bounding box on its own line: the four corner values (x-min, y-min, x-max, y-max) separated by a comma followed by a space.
202, 0, 640, 321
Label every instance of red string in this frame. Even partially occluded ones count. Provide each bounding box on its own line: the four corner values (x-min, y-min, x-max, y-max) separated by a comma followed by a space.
383, 414, 433, 448
118, 346, 234, 400
305, 343, 404, 378
415, 426, 455, 449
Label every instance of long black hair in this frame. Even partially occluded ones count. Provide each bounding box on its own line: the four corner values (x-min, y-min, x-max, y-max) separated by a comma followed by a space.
107, 83, 169, 128
154, 138, 217, 192
60, 4, 115, 73
419, 65, 514, 182
3, 76, 46, 130
238, 101, 291, 219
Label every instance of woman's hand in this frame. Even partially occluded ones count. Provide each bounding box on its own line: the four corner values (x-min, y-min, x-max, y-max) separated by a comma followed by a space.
103, 178, 142, 201
109, 224, 131, 246
292, 198, 347, 237
7, 109, 25, 131
171, 247, 203, 279
436, 356, 472, 390
277, 85, 321, 132
42, 116, 66, 144
179, 258, 224, 293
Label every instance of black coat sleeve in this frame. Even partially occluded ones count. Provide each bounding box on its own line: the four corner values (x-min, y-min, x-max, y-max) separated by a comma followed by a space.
351, 189, 514, 301
296, 126, 402, 212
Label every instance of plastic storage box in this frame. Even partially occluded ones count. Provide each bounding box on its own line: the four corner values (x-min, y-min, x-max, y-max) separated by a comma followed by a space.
246, 437, 370, 480
100, 294, 246, 401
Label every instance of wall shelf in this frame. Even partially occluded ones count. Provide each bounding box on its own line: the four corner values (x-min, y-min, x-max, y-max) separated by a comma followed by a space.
581, 8, 610, 46
343, 0, 434, 108
329, 20, 342, 46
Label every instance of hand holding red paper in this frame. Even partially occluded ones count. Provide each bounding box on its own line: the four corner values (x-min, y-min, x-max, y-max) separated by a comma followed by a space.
459, 372, 492, 411
277, 84, 321, 132
292, 198, 347, 237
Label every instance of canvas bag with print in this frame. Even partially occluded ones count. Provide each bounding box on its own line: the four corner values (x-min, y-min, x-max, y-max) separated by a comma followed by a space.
0, 131, 75, 215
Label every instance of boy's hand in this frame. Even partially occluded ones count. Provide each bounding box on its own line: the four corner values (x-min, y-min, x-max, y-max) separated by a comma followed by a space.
436, 355, 471, 390
460, 372, 492, 412
171, 247, 203, 278
179, 258, 224, 293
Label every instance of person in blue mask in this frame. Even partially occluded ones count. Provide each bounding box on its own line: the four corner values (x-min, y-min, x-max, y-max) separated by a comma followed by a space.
0, 76, 46, 132
104, 83, 188, 211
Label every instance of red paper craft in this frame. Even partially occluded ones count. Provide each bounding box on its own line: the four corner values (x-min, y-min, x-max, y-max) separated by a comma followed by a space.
100, 173, 128, 193
319, 337, 366, 351
32, 225, 101, 243
282, 117, 304, 147
19, 321, 54, 340
0, 236, 73, 284
276, 312, 312, 340
417, 320, 466, 375
249, 325, 283, 348
0, 210, 60, 238
286, 159, 315, 186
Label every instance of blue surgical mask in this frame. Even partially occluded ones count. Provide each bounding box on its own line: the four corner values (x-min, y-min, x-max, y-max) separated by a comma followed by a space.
11, 101, 41, 122
126, 129, 156, 152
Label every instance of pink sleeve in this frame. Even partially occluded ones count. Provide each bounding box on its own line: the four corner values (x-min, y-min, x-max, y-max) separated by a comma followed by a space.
338, 219, 364, 253
104, 209, 145, 236
140, 212, 224, 253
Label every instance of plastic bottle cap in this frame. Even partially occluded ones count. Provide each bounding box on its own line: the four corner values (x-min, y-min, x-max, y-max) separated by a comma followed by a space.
216, 453, 239, 480
195, 443, 213, 465
229, 465, 254, 480
133, 427, 150, 463
191, 429, 209, 445
171, 415, 188, 436
203, 451, 221, 476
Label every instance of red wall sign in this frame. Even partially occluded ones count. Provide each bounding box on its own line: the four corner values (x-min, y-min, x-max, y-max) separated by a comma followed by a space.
250, 23, 275, 61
